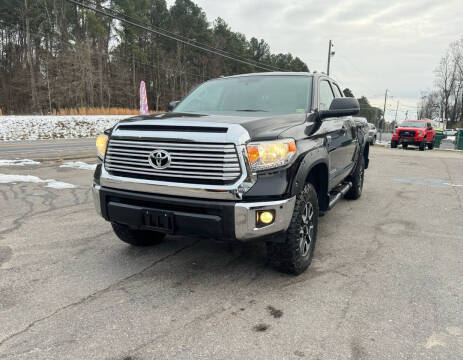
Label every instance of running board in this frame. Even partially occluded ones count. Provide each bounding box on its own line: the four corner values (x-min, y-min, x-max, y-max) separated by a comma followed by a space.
328, 182, 352, 209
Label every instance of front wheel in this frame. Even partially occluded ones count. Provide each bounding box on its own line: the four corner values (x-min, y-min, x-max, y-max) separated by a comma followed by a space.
419, 140, 426, 151
267, 183, 319, 275
112, 222, 166, 246
391, 140, 398, 148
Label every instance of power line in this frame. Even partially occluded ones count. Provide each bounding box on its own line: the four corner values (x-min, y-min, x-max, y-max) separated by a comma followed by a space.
67, 0, 283, 73
85, 0, 287, 73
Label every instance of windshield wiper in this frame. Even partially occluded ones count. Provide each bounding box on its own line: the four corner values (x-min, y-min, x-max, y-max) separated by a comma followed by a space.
234, 109, 268, 112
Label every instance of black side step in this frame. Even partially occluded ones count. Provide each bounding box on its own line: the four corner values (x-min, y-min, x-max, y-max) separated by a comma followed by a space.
328, 182, 352, 209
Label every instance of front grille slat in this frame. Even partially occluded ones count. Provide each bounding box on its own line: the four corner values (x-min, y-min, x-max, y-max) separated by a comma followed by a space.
105, 139, 242, 185
111, 145, 236, 153
106, 165, 239, 180
106, 158, 240, 171
110, 140, 235, 150
107, 155, 239, 165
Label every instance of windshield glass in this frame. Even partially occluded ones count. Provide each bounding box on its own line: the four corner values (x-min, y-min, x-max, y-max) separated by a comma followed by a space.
174, 75, 312, 116
400, 121, 426, 128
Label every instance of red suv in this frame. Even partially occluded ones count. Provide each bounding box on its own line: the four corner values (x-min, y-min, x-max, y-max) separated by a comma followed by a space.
391, 120, 435, 150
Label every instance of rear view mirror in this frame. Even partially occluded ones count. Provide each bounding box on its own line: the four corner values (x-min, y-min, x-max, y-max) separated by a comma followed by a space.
319, 98, 360, 120
167, 100, 180, 112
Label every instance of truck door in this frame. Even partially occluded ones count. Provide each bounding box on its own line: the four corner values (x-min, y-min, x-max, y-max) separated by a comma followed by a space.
331, 82, 357, 171
426, 121, 434, 142
318, 80, 350, 187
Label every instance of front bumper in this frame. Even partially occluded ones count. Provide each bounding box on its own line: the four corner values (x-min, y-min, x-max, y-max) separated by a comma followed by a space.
392, 134, 426, 144
92, 183, 295, 242
396, 137, 425, 145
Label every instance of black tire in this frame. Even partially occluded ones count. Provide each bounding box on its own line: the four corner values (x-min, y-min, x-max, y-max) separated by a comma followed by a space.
402, 143, 408, 149
371, 136, 376, 145
427, 142, 434, 150
391, 140, 397, 148
419, 140, 425, 151
111, 222, 166, 247
345, 155, 365, 200
267, 183, 319, 275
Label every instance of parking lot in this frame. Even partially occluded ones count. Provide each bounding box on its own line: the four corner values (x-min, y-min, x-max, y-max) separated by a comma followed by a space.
0, 146, 462, 359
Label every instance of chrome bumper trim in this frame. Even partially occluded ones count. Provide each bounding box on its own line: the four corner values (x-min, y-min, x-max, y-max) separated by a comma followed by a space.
234, 196, 296, 241
92, 182, 102, 216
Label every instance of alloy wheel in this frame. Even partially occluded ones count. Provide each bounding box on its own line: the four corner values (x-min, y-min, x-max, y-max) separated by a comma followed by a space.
299, 202, 315, 257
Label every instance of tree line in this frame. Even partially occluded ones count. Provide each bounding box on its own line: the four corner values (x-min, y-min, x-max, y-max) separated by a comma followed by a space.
342, 88, 388, 129
0, 0, 308, 115
419, 38, 463, 127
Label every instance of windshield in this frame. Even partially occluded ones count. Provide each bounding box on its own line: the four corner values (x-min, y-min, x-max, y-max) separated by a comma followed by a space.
400, 121, 426, 128
174, 75, 312, 116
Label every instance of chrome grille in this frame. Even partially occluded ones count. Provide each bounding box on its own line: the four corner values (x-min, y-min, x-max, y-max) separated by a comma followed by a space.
104, 139, 242, 184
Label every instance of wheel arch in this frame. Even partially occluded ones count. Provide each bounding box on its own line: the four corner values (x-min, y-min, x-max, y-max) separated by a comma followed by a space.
290, 148, 330, 211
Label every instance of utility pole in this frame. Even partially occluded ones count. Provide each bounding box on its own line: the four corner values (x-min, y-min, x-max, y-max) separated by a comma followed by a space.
326, 40, 335, 75
405, 110, 408, 120
380, 89, 388, 142
394, 100, 399, 123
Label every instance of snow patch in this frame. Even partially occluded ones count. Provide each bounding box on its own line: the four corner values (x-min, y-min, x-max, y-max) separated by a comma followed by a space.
0, 174, 77, 189
0, 159, 40, 166
60, 161, 96, 171
0, 115, 129, 141
46, 180, 77, 189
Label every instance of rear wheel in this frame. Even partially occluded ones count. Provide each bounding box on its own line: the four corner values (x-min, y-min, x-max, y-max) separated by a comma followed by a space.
371, 136, 376, 145
402, 143, 408, 149
111, 222, 166, 247
391, 140, 398, 148
427, 142, 434, 150
267, 183, 318, 275
345, 155, 365, 200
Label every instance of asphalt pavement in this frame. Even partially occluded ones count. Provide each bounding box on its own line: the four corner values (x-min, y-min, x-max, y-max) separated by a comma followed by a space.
0, 138, 96, 160
0, 146, 462, 359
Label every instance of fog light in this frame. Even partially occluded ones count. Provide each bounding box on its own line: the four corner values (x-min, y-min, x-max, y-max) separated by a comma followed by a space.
256, 210, 275, 227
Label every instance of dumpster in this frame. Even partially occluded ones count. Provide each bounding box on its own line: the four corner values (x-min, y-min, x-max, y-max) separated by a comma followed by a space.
433, 131, 444, 148
456, 129, 463, 150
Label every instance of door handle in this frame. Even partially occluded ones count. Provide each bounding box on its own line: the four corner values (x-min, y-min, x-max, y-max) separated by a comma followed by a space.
325, 135, 332, 146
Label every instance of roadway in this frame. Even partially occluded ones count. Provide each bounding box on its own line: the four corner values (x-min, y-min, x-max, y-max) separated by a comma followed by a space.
0, 146, 462, 359
0, 138, 96, 160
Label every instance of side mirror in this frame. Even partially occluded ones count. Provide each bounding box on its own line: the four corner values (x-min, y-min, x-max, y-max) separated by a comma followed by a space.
319, 98, 360, 120
167, 100, 180, 112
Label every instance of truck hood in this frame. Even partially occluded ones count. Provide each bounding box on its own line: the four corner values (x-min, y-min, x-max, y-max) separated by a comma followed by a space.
115, 112, 307, 141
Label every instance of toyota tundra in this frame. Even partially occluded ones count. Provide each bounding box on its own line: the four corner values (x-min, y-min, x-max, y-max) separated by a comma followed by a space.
92, 72, 370, 274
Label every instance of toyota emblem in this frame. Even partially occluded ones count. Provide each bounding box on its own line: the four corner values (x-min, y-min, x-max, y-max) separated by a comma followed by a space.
148, 149, 171, 169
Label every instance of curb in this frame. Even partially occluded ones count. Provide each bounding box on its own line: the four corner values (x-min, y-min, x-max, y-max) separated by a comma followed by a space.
373, 142, 462, 152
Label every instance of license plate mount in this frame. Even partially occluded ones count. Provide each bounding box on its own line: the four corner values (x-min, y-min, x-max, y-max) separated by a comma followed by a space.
143, 209, 174, 233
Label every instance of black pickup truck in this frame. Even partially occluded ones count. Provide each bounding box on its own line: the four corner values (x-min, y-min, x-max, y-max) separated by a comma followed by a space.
92, 72, 369, 274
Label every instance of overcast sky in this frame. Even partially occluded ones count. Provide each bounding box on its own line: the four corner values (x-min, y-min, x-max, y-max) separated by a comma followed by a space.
167, 0, 462, 122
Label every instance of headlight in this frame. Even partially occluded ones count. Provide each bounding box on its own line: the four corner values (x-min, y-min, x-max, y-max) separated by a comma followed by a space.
96, 135, 108, 159
246, 139, 296, 171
